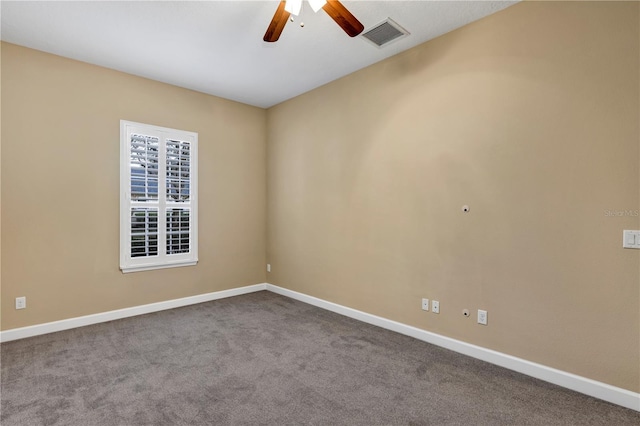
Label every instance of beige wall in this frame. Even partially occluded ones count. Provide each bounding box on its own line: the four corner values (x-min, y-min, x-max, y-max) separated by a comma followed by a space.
1, 42, 267, 330
267, 1, 640, 392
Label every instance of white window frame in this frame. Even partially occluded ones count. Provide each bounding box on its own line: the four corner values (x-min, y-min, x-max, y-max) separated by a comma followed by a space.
120, 120, 198, 273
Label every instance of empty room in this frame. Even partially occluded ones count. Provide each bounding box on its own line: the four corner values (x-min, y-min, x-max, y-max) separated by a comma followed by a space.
1, 0, 639, 424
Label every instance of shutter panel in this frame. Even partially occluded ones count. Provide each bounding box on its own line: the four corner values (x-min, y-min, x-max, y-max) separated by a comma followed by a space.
129, 133, 160, 259
166, 139, 190, 202
166, 208, 190, 255
130, 208, 158, 257
130, 135, 159, 201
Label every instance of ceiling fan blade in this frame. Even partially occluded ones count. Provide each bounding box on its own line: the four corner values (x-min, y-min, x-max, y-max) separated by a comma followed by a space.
264, 1, 291, 42
322, 0, 364, 38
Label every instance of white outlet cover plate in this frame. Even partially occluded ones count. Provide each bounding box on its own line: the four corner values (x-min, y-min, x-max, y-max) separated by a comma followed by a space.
421, 298, 429, 311
15, 297, 26, 309
478, 309, 488, 325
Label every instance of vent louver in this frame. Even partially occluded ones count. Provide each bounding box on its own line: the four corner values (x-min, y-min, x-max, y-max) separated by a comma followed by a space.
361, 18, 409, 47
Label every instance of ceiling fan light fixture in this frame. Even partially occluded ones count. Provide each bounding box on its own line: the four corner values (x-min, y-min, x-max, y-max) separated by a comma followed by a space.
308, 0, 327, 13
264, 0, 363, 42
284, 0, 302, 16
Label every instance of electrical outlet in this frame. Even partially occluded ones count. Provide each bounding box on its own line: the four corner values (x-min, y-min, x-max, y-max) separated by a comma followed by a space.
267, 264, 271, 273
15, 297, 26, 310
478, 309, 488, 325
431, 300, 440, 314
421, 298, 429, 311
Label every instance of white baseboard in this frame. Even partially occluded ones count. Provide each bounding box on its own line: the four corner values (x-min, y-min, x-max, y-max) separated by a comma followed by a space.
2, 281, 637, 412
266, 284, 640, 412
0, 283, 267, 343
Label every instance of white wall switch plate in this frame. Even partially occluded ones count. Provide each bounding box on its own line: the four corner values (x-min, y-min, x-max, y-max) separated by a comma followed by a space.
478, 309, 488, 325
432, 300, 440, 314
421, 298, 429, 311
15, 297, 26, 310
623, 230, 640, 249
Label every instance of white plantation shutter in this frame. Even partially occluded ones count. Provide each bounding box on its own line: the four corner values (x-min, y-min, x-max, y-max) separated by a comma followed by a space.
120, 121, 198, 273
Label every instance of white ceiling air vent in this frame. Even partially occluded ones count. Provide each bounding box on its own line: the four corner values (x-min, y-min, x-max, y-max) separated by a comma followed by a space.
361, 18, 410, 48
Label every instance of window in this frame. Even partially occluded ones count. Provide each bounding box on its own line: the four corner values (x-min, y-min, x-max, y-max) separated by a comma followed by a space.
120, 120, 198, 273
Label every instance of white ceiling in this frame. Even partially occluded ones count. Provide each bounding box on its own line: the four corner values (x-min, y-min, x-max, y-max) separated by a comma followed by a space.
1, 1, 516, 108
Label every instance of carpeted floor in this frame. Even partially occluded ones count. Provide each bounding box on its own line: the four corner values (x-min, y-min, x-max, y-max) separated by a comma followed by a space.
1, 291, 639, 425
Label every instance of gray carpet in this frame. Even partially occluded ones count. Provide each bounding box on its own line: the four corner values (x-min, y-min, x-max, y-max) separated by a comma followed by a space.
1, 291, 639, 425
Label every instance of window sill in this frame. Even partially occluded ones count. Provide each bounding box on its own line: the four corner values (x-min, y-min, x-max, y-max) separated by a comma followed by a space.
120, 260, 198, 274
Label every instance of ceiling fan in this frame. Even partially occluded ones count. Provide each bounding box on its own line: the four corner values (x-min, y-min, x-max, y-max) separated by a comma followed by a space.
264, 0, 364, 42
